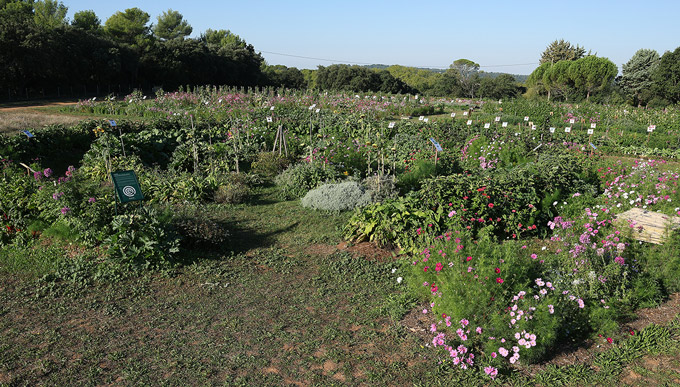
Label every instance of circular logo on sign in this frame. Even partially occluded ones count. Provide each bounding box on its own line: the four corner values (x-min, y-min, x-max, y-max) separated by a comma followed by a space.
122, 186, 136, 197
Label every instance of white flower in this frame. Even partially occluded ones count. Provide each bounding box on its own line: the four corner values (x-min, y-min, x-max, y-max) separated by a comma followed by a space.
391, 268, 397, 274
397, 277, 403, 284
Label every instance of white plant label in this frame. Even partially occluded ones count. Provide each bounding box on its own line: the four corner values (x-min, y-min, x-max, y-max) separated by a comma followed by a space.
388, 122, 395, 129
524, 116, 529, 121
315, 108, 320, 113
565, 127, 571, 133
270, 106, 275, 111
463, 111, 468, 116
424, 118, 429, 123
495, 116, 501, 122
466, 120, 472, 126
587, 128, 594, 135
550, 127, 556, 133
484, 123, 491, 129
266, 117, 273, 123
591, 123, 596, 129
569, 118, 575, 124
419, 116, 425, 121
531, 125, 537, 130
451, 112, 456, 118
647, 125, 655, 132
502, 122, 508, 127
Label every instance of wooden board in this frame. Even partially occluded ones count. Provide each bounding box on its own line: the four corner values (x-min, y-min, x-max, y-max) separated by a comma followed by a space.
614, 208, 680, 245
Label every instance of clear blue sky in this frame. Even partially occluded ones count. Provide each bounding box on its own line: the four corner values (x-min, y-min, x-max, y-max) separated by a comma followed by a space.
64, 0, 679, 75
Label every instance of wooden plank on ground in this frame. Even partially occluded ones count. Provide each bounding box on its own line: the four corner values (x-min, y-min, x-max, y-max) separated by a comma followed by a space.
614, 208, 680, 245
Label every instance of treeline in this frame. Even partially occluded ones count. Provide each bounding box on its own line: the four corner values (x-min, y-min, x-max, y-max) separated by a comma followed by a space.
0, 1, 269, 98
0, 1, 526, 101
526, 40, 680, 107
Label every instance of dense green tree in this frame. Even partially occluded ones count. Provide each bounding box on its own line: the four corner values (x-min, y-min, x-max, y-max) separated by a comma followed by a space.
620, 49, 660, 106
540, 39, 586, 64
449, 59, 480, 98
105, 7, 150, 45
201, 29, 246, 49
315, 64, 409, 94
526, 62, 550, 97
653, 47, 680, 104
542, 60, 572, 101
153, 9, 192, 41
71, 10, 100, 31
478, 73, 521, 99
33, 0, 67, 29
568, 56, 617, 100
0, 0, 33, 13
262, 65, 306, 89
386, 65, 442, 95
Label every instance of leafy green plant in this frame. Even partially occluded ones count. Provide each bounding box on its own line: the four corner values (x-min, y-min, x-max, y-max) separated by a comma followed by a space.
274, 161, 339, 199
104, 207, 180, 268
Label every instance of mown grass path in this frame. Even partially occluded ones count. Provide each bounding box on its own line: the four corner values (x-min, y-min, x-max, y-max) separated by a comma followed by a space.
0, 187, 436, 386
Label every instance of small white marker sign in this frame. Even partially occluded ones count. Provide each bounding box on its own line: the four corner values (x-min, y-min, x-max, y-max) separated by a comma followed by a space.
419, 116, 425, 121
591, 123, 597, 129
315, 108, 320, 113
495, 116, 501, 122
647, 125, 655, 132
524, 116, 529, 121
569, 118, 575, 124
549, 127, 556, 133
587, 128, 594, 135
388, 122, 395, 129
266, 117, 273, 123
484, 123, 491, 129
565, 127, 571, 133
270, 106, 275, 111
450, 112, 456, 118
424, 118, 429, 123
463, 111, 468, 116
531, 125, 537, 130
502, 122, 508, 127
466, 120, 472, 125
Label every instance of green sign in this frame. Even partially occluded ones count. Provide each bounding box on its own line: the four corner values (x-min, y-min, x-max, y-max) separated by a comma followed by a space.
111, 170, 144, 203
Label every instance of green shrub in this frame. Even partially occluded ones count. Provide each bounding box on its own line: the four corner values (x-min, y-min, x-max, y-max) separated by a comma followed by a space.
274, 162, 338, 199
213, 173, 252, 204
250, 152, 290, 179
362, 174, 398, 202
301, 181, 372, 211
171, 205, 229, 248
397, 159, 436, 193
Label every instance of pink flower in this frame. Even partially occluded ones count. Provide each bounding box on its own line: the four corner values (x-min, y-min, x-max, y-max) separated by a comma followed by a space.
484, 366, 498, 379
531, 254, 537, 259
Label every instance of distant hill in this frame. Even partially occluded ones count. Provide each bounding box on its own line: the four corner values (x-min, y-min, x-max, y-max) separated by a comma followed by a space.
364, 64, 528, 83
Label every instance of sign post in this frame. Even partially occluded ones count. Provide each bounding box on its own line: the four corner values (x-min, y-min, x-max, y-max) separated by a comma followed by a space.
429, 138, 443, 171
108, 120, 125, 157
110, 170, 144, 214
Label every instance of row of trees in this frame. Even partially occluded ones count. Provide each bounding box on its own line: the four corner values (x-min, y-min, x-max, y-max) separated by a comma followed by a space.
0, 1, 269, 96
0, 0, 526, 100
527, 39, 680, 107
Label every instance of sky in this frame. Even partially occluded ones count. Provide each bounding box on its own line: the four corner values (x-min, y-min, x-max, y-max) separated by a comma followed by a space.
63, 0, 680, 75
